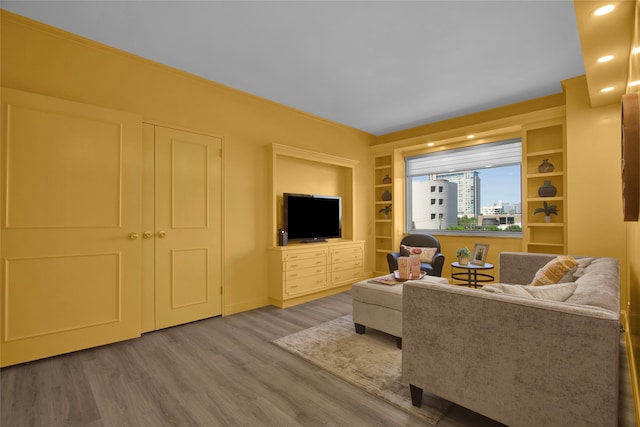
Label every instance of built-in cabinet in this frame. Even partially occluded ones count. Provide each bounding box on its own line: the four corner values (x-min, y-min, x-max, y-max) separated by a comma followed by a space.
268, 240, 364, 308
268, 144, 363, 307
374, 154, 393, 274
523, 120, 566, 254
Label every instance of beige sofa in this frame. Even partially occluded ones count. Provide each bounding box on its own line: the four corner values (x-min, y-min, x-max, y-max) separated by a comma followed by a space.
402, 252, 620, 427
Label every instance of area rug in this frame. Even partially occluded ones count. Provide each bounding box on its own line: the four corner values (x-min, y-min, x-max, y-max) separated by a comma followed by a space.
273, 315, 451, 425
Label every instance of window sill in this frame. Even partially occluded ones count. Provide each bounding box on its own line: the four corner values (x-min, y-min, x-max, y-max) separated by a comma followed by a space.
411, 230, 523, 239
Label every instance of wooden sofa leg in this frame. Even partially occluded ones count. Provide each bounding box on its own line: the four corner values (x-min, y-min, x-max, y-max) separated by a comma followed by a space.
354, 323, 365, 334
410, 384, 423, 407
396, 336, 402, 349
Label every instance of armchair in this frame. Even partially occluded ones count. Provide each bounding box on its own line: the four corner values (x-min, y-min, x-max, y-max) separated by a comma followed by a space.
386, 234, 445, 277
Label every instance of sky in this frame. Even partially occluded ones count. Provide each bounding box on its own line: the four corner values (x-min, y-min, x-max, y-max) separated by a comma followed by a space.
477, 165, 521, 207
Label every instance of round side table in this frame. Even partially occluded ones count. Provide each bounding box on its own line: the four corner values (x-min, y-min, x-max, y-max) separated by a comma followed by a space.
451, 262, 494, 288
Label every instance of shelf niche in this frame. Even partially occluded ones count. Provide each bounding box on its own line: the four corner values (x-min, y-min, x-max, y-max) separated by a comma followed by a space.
523, 121, 566, 254
269, 143, 358, 247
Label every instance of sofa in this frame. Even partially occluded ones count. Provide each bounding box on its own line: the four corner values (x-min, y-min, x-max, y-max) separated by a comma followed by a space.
402, 252, 620, 427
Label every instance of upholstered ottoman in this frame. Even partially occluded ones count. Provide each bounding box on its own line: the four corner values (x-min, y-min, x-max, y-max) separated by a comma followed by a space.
352, 275, 449, 348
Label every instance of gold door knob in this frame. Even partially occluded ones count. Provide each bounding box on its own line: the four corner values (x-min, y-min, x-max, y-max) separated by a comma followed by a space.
143, 231, 153, 239
129, 233, 139, 240
158, 231, 167, 238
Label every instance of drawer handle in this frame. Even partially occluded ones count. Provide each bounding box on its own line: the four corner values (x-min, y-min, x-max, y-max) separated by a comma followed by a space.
290, 273, 298, 277
290, 264, 299, 268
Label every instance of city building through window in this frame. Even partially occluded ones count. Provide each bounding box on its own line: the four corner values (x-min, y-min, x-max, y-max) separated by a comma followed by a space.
406, 139, 522, 234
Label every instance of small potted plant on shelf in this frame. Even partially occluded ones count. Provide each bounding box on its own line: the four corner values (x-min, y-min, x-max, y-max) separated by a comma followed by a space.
378, 204, 392, 219
533, 201, 559, 223
456, 247, 471, 265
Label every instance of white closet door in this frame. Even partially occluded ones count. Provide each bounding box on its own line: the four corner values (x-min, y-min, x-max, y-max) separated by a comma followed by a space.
1, 88, 142, 367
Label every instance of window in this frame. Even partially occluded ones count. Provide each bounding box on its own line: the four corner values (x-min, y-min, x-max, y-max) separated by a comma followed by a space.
406, 139, 522, 234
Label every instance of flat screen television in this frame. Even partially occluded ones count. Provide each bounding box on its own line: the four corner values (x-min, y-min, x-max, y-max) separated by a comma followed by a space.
283, 193, 342, 243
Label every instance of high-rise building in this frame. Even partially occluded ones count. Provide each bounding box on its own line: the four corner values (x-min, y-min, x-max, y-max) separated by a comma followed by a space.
430, 171, 480, 217
411, 180, 458, 229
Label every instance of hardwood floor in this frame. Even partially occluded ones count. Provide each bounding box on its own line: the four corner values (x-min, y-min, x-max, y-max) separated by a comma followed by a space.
1, 290, 636, 426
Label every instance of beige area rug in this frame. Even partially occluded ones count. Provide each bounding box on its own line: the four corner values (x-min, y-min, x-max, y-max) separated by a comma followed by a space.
273, 315, 451, 425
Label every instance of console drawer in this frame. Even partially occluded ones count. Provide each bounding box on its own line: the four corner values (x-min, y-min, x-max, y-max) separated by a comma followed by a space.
331, 247, 363, 264
331, 259, 363, 272
285, 249, 327, 262
331, 267, 363, 285
284, 257, 326, 271
285, 274, 327, 296
285, 265, 327, 280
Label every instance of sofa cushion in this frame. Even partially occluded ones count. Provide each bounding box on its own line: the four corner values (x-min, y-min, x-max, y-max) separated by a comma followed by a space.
400, 245, 437, 263
564, 257, 620, 312
482, 282, 577, 302
530, 255, 579, 286
558, 257, 595, 283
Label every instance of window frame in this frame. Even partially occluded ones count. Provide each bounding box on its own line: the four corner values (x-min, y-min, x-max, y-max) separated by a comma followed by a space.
405, 139, 523, 237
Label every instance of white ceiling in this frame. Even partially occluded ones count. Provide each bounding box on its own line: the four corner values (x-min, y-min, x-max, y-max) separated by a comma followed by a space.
1, 1, 586, 136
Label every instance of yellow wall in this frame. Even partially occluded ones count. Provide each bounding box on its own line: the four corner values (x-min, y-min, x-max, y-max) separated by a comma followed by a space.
0, 11, 376, 315
563, 76, 628, 307
436, 235, 523, 283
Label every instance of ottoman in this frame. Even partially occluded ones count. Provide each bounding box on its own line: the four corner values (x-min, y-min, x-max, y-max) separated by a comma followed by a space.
352, 275, 449, 348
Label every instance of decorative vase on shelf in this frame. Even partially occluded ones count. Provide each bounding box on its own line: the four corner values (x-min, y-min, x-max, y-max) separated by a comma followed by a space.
538, 159, 555, 173
538, 180, 557, 197
382, 174, 392, 184
381, 190, 392, 201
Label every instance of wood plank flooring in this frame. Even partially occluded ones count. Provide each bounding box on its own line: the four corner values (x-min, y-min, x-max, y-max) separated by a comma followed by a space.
1, 290, 636, 426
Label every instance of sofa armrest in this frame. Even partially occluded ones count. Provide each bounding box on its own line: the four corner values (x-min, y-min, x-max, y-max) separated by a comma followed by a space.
402, 281, 619, 427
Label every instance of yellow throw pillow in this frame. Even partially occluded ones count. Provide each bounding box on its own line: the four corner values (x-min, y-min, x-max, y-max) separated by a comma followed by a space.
530, 256, 579, 286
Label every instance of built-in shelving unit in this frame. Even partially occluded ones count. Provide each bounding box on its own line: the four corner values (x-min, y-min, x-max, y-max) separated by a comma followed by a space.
268, 143, 363, 307
374, 154, 393, 274
523, 121, 566, 254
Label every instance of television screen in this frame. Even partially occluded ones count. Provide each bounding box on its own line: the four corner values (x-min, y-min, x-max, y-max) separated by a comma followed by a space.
284, 193, 342, 242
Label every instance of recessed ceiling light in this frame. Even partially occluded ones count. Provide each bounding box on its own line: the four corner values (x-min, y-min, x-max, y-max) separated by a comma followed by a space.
600, 86, 615, 93
467, 134, 475, 139
629, 80, 640, 88
593, 5, 615, 16
633, 46, 640, 55
597, 55, 614, 63
427, 142, 435, 147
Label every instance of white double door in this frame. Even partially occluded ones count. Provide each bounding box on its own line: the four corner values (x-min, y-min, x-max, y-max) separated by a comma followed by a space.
1, 88, 222, 366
